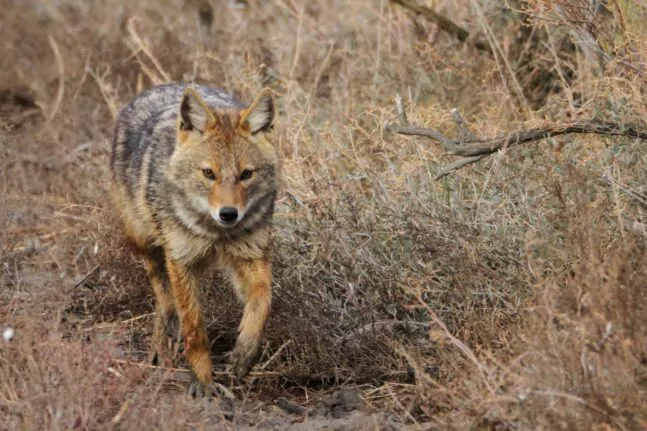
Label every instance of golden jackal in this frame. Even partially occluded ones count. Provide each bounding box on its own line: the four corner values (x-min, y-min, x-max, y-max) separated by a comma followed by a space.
110, 83, 278, 397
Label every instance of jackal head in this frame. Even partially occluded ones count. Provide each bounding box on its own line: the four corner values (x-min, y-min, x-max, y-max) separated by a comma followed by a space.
169, 87, 278, 231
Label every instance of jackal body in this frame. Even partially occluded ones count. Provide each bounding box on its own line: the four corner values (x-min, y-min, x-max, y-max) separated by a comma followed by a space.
110, 83, 278, 397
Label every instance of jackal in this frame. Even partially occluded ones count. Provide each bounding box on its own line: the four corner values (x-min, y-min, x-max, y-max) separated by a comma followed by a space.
110, 83, 279, 397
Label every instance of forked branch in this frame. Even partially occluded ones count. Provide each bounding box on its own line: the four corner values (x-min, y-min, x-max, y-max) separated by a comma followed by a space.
386, 103, 647, 180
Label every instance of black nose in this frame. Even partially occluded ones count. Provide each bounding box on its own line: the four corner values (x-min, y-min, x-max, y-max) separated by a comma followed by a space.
219, 207, 238, 223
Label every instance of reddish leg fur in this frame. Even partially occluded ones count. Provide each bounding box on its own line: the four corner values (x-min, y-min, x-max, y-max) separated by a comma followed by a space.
143, 251, 180, 366
147, 249, 272, 393
228, 258, 272, 379
165, 256, 213, 393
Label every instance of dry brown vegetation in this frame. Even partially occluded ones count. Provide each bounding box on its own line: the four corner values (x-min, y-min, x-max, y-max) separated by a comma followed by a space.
1, 0, 646, 429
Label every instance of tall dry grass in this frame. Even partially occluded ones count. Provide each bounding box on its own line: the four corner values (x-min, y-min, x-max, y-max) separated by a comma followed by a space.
1, 0, 646, 429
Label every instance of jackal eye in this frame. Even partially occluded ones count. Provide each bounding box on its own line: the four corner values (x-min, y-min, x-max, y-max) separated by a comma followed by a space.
202, 168, 216, 180
239, 169, 254, 181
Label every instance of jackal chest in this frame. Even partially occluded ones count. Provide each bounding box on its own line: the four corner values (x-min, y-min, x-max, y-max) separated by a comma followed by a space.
163, 221, 271, 267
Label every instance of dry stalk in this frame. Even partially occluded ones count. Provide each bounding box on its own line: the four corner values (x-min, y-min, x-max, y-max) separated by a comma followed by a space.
72, 50, 92, 101
88, 67, 118, 120
469, 0, 531, 115
260, 339, 293, 370
127, 17, 170, 85
415, 293, 496, 395
288, 2, 305, 81
46, 36, 65, 121
110, 399, 132, 424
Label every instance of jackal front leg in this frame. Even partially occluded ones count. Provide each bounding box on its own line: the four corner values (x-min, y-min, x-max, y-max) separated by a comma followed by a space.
228, 258, 272, 380
143, 248, 181, 367
165, 257, 213, 398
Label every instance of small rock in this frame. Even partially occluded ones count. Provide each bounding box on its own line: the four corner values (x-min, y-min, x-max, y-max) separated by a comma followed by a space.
313, 390, 363, 419
3, 327, 15, 342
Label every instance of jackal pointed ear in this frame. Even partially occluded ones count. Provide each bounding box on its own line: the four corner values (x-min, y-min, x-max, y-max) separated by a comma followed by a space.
240, 88, 275, 135
179, 88, 216, 134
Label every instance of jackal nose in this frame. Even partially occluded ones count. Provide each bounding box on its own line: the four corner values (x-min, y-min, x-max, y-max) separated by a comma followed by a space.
219, 207, 238, 223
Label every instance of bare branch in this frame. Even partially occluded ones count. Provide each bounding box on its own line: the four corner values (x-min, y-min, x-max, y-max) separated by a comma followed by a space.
385, 124, 455, 149
390, 0, 492, 53
386, 101, 647, 179
395, 93, 409, 126
434, 154, 488, 180
450, 107, 476, 142
452, 122, 647, 157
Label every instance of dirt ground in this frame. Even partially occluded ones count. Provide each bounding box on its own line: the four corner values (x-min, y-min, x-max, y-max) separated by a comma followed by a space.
2, 1, 647, 430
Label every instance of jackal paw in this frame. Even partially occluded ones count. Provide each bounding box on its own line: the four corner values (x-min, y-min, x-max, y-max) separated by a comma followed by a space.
151, 313, 183, 366
230, 338, 262, 380
189, 374, 214, 399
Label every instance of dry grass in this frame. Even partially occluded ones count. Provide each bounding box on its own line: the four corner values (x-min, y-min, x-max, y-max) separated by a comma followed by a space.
1, 0, 646, 429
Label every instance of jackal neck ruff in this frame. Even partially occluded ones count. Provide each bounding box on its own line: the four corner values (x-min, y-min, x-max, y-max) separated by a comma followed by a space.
110, 83, 278, 264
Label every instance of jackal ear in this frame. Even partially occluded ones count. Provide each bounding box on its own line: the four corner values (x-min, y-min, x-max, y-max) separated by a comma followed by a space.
240, 88, 275, 135
179, 88, 216, 134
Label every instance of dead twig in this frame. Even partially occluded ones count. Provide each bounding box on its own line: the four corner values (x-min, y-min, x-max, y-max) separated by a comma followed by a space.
260, 339, 293, 370
121, 312, 155, 324
112, 359, 281, 379
600, 172, 647, 211
433, 154, 488, 180
386, 102, 647, 179
390, 0, 491, 53
73, 264, 102, 288
82, 312, 155, 332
